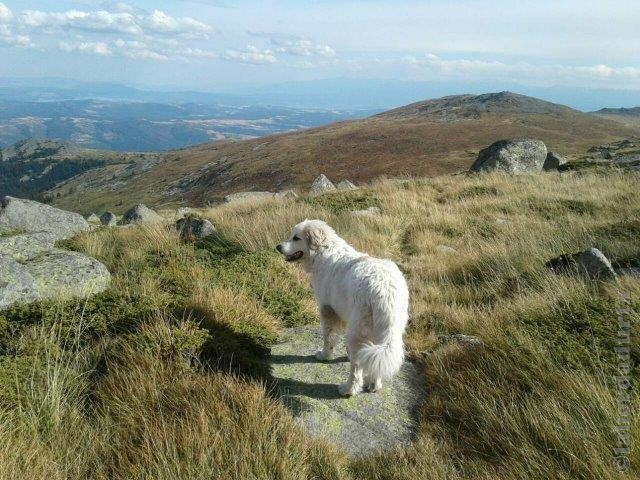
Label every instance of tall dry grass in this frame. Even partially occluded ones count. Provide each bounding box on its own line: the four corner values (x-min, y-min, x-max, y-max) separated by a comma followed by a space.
0, 170, 638, 479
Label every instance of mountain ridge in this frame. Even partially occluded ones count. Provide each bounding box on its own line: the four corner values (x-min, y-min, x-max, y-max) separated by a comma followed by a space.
7, 91, 638, 213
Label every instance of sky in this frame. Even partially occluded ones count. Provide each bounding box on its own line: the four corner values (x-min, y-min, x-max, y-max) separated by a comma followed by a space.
0, 0, 639, 95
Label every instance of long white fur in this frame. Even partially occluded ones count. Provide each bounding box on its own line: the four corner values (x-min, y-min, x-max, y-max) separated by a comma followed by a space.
277, 219, 408, 396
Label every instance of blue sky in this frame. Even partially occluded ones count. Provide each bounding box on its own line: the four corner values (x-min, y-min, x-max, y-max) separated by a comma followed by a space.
1, 0, 639, 93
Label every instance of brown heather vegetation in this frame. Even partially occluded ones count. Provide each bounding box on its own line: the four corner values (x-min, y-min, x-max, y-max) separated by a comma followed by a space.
48, 93, 640, 214
1, 169, 639, 479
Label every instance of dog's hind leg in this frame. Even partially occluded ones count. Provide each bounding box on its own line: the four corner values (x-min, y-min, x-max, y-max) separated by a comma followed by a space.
338, 334, 365, 396
315, 305, 341, 361
364, 375, 383, 393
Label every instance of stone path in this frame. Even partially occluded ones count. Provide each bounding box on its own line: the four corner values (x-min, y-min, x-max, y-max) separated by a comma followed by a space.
270, 325, 425, 456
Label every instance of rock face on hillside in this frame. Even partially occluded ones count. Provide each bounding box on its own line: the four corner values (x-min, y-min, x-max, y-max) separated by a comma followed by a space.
471, 139, 547, 174
543, 151, 567, 171
100, 211, 117, 226
175, 217, 216, 240
270, 326, 424, 456
310, 175, 336, 194
337, 180, 358, 190
0, 198, 111, 309
0, 196, 90, 240
546, 248, 617, 280
119, 204, 162, 225
224, 192, 275, 203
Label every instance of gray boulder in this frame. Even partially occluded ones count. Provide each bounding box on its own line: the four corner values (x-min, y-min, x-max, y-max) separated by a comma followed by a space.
24, 249, 111, 299
546, 248, 617, 280
0, 196, 89, 240
270, 326, 424, 456
351, 206, 381, 218
0, 254, 39, 308
274, 190, 298, 200
100, 211, 117, 226
175, 217, 216, 240
224, 192, 275, 204
309, 174, 336, 194
86, 213, 100, 223
543, 151, 567, 171
337, 180, 358, 190
119, 204, 162, 225
0, 232, 57, 262
471, 139, 547, 174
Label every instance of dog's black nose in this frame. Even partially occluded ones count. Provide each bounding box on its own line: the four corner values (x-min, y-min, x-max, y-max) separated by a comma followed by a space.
276, 244, 283, 253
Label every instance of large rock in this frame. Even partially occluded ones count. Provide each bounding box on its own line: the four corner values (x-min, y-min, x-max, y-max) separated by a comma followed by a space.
336, 180, 358, 190
175, 217, 216, 240
546, 248, 617, 280
0, 196, 90, 240
309, 174, 336, 194
86, 213, 100, 223
471, 139, 547, 174
0, 255, 39, 308
119, 204, 162, 226
24, 249, 111, 299
100, 211, 117, 226
274, 190, 298, 200
270, 326, 424, 456
0, 232, 57, 262
543, 151, 567, 171
224, 192, 275, 204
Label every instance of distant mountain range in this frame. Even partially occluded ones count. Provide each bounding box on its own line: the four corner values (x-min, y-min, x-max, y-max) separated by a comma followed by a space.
592, 107, 640, 128
0, 99, 374, 152
19, 91, 635, 214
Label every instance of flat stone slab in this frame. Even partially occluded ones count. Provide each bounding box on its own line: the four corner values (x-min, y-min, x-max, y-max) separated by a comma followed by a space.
0, 254, 39, 308
24, 249, 111, 299
270, 325, 424, 457
0, 232, 57, 262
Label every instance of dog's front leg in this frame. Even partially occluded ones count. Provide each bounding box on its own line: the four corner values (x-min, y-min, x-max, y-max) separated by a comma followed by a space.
338, 361, 363, 396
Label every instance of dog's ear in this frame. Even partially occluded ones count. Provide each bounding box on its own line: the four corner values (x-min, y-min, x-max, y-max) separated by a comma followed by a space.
304, 221, 332, 250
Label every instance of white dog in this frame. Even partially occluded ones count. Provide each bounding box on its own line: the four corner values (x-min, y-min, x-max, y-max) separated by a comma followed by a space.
277, 219, 408, 396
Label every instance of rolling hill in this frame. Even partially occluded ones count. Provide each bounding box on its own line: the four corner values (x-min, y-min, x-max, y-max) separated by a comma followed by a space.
37, 91, 640, 213
592, 106, 640, 128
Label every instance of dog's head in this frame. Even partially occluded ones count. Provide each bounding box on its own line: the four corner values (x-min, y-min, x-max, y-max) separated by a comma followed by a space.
276, 219, 336, 263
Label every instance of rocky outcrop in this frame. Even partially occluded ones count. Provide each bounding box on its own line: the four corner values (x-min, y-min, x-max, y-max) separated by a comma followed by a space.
337, 180, 358, 190
119, 204, 162, 225
270, 326, 424, 456
543, 151, 567, 171
0, 232, 57, 262
0, 197, 111, 309
224, 192, 275, 203
546, 248, 617, 280
24, 250, 111, 299
309, 174, 336, 194
100, 211, 117, 226
350, 206, 381, 218
0, 255, 39, 308
471, 139, 547, 174
0, 196, 90, 240
86, 213, 101, 223
175, 217, 216, 240
274, 190, 298, 200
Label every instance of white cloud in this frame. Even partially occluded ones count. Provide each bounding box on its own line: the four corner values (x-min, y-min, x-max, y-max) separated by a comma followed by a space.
0, 24, 33, 48
143, 10, 211, 38
404, 53, 640, 86
22, 7, 211, 39
0, 2, 13, 23
251, 32, 335, 58
224, 45, 276, 65
59, 40, 112, 55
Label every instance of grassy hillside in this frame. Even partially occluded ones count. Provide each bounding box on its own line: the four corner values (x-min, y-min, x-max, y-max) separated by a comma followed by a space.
47, 92, 640, 214
1, 170, 639, 479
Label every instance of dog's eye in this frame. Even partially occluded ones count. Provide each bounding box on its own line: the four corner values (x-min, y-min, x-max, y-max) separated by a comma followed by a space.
292, 235, 300, 241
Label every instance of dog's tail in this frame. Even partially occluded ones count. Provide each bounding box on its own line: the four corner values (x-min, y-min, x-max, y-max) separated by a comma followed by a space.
354, 337, 404, 380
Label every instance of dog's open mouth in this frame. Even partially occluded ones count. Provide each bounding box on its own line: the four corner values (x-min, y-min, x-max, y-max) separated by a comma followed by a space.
285, 251, 304, 262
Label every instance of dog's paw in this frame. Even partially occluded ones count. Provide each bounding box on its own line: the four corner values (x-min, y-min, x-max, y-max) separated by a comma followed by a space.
338, 383, 360, 397
315, 350, 331, 361
365, 378, 383, 393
